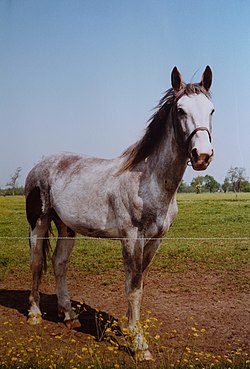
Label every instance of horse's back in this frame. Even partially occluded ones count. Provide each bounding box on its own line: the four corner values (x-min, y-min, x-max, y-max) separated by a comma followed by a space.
25, 153, 113, 191
25, 153, 126, 236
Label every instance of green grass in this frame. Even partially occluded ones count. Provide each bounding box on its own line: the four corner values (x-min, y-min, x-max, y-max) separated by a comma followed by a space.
171, 192, 250, 238
0, 193, 250, 279
0, 196, 28, 280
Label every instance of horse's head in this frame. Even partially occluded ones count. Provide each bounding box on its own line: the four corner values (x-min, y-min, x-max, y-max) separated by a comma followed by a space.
172, 66, 214, 171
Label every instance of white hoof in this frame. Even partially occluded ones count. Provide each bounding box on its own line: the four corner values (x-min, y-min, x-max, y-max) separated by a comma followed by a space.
135, 349, 153, 362
27, 314, 42, 325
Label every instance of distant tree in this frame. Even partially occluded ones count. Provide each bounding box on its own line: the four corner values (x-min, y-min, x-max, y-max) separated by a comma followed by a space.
178, 180, 186, 193
222, 177, 230, 192
191, 176, 204, 193
178, 180, 194, 193
191, 175, 220, 193
240, 180, 250, 192
203, 175, 220, 193
224, 166, 247, 192
6, 167, 22, 195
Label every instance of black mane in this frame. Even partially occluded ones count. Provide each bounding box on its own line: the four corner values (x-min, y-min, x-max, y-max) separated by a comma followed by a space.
118, 83, 210, 174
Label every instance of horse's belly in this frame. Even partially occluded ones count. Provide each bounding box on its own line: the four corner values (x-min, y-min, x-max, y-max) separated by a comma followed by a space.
52, 197, 119, 239
72, 224, 119, 239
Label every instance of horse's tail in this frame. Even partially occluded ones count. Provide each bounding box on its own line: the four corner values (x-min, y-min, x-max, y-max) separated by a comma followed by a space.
26, 183, 53, 274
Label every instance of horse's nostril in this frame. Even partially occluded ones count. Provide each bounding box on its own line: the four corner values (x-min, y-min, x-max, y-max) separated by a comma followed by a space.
191, 148, 199, 161
204, 154, 210, 164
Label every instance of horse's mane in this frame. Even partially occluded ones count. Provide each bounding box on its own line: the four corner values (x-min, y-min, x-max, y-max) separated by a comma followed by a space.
117, 83, 210, 174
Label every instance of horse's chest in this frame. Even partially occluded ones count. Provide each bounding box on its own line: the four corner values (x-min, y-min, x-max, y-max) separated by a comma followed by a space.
137, 191, 178, 237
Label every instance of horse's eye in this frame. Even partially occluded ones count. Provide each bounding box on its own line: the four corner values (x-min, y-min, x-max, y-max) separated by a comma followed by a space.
211, 109, 215, 116
177, 108, 185, 116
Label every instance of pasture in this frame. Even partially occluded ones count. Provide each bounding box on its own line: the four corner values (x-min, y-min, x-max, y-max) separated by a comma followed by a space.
0, 193, 249, 368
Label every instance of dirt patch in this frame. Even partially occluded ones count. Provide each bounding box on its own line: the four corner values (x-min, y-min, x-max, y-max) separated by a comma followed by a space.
0, 267, 249, 365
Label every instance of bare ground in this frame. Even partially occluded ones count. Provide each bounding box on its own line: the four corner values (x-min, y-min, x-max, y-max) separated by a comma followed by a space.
0, 267, 249, 366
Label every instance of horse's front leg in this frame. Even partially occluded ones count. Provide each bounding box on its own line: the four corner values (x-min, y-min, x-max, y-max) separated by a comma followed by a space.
122, 239, 152, 361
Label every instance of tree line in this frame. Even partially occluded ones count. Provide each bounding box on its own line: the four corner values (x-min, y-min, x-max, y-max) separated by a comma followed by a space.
179, 166, 250, 193
1, 166, 250, 196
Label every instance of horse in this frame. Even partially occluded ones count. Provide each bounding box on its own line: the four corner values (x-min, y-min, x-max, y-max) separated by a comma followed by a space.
25, 66, 214, 360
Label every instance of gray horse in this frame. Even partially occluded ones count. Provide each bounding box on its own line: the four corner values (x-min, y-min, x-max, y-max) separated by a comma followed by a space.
25, 66, 214, 360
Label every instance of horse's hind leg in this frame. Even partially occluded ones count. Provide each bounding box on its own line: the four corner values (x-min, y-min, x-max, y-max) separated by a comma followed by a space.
52, 215, 76, 327
26, 187, 50, 325
28, 220, 49, 325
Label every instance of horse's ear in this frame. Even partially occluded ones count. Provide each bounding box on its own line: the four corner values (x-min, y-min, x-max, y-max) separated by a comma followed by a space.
200, 65, 212, 92
171, 66, 183, 92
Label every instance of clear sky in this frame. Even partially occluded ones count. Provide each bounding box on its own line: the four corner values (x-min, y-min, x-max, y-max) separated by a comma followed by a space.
1, 0, 250, 188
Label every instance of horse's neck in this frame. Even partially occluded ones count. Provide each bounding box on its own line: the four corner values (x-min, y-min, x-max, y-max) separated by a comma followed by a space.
147, 124, 187, 192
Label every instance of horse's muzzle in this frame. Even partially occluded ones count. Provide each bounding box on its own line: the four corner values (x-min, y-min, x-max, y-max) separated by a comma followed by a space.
190, 149, 214, 171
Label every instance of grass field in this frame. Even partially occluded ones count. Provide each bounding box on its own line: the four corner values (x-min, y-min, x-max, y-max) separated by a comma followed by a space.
0, 193, 250, 369
0, 193, 250, 280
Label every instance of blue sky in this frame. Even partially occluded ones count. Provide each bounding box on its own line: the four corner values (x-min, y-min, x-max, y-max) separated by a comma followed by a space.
1, 0, 250, 187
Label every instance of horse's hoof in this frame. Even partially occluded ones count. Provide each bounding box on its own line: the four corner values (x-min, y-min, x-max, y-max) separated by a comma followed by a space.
64, 318, 81, 329
27, 314, 42, 325
135, 349, 153, 362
